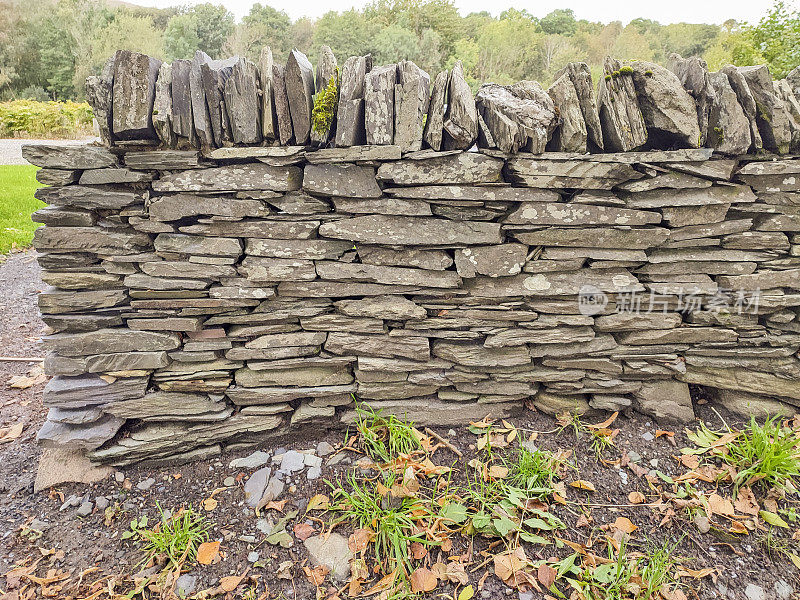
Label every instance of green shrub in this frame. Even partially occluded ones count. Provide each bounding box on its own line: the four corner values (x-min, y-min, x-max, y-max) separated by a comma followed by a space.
311, 70, 339, 136
0, 100, 94, 138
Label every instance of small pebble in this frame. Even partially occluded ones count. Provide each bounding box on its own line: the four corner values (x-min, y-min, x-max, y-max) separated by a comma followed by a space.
114, 471, 125, 483
642, 431, 655, 442
137, 478, 155, 491
627, 450, 641, 463
223, 476, 236, 487
307, 466, 322, 480
76, 501, 94, 517
649, 458, 659, 468
745, 584, 765, 600
304, 454, 323, 468
247, 551, 259, 563
95, 497, 110, 510
239, 535, 257, 543
316, 441, 334, 456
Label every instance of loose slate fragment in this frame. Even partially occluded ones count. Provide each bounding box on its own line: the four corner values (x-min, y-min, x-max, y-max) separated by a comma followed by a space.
85, 56, 114, 145
259, 47, 277, 141
311, 45, 338, 146
629, 61, 701, 149
170, 59, 195, 144
394, 60, 430, 152
190, 50, 214, 149
737, 65, 792, 154
153, 62, 177, 147
424, 70, 448, 151
719, 65, 763, 152
152, 164, 302, 192
200, 56, 238, 147
285, 49, 315, 144
111, 50, 162, 140
442, 61, 478, 150
596, 57, 647, 152
475, 80, 557, 154
554, 62, 603, 151
546, 73, 588, 153
22, 145, 116, 170
336, 54, 371, 147
365, 64, 396, 145
706, 71, 752, 155
224, 57, 262, 144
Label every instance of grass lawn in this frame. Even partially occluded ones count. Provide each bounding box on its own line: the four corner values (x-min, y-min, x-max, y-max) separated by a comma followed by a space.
0, 165, 43, 254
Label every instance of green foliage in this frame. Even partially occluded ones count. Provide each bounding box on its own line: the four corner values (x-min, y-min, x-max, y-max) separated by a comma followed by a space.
311, 70, 338, 136
164, 13, 201, 61
0, 100, 93, 137
0, 165, 44, 254
352, 402, 421, 462
748, 1, 800, 78
134, 505, 211, 568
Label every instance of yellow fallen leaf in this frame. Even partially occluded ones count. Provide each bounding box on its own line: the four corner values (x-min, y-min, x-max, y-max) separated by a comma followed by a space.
488, 465, 509, 479
570, 480, 596, 492
196, 541, 220, 565
202, 497, 218, 511
307, 494, 330, 512
0, 422, 24, 443
458, 585, 475, 600
613, 517, 637, 534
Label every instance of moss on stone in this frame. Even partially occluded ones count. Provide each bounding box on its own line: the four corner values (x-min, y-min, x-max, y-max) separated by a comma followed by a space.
619, 65, 634, 75
311, 69, 339, 136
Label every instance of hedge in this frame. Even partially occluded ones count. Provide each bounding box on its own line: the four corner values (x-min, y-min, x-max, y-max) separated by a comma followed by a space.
0, 100, 95, 138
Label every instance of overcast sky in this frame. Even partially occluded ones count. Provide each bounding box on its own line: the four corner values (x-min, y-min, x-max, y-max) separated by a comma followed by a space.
125, 0, 778, 25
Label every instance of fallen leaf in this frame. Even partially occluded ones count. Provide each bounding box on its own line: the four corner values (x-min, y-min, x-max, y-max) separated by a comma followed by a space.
410, 568, 437, 593
587, 412, 618, 430
410, 542, 427, 560
708, 494, 735, 517
196, 541, 220, 565
0, 422, 24, 443
276, 561, 293, 580
677, 567, 715, 579
202, 497, 218, 511
613, 517, 638, 534
488, 465, 509, 479
537, 564, 556, 587
306, 494, 330, 512
218, 568, 249, 592
760, 510, 789, 528
458, 585, 475, 600
348, 528, 375, 554
261, 499, 287, 512
303, 565, 328, 587
361, 570, 398, 596
293, 523, 315, 541
628, 491, 645, 504
733, 487, 759, 516
570, 480, 596, 492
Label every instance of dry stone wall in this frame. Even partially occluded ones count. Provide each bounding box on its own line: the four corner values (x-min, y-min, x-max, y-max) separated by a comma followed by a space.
22, 47, 800, 466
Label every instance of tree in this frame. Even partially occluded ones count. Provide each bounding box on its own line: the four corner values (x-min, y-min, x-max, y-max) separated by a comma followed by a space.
313, 10, 378, 59
747, 1, 800, 78
539, 9, 577, 36
373, 24, 420, 64
191, 3, 234, 59
164, 13, 200, 61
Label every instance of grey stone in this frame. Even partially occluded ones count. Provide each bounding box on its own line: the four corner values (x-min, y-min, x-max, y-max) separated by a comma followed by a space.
514, 227, 668, 249
667, 54, 715, 146
775, 580, 793, 600
258, 47, 277, 141
105, 392, 228, 420
336, 296, 427, 320
245, 331, 327, 349
505, 202, 659, 226
189, 50, 214, 149
32, 206, 94, 227
423, 70, 448, 151
272, 62, 294, 145
336, 55, 371, 147
34, 227, 150, 253
95, 496, 110, 510
737, 65, 792, 154
555, 62, 604, 151
285, 49, 315, 144
703, 71, 752, 155
357, 246, 452, 270
455, 244, 527, 277
35, 185, 145, 210
534, 391, 591, 416
377, 152, 503, 185
244, 466, 270, 507
149, 195, 270, 221
305, 145, 401, 163
596, 57, 647, 152
111, 50, 162, 140
744, 584, 765, 600
45, 329, 180, 358
365, 64, 396, 145
279, 450, 305, 474
333, 196, 431, 216
236, 365, 353, 387
47, 406, 105, 425
303, 163, 381, 198
394, 60, 430, 152
547, 72, 587, 152
317, 441, 334, 456
712, 389, 794, 419
201, 56, 239, 147
37, 415, 126, 450
432, 341, 529, 367
316, 261, 461, 288
23, 144, 116, 170
506, 157, 640, 189
180, 219, 317, 239
475, 80, 557, 153
154, 233, 242, 256
35, 169, 81, 186
79, 168, 153, 185
230, 450, 271, 469
319, 214, 500, 246
152, 164, 302, 192
625, 184, 754, 209
239, 257, 316, 282
341, 397, 520, 427
464, 269, 643, 297
137, 477, 156, 491
77, 501, 94, 517
634, 380, 695, 423
124, 150, 200, 170
720, 64, 764, 151
170, 59, 195, 144
84, 57, 115, 145
326, 333, 429, 360
630, 61, 700, 149
304, 533, 353, 582
153, 62, 177, 147
38, 288, 127, 315
224, 57, 262, 145
246, 238, 351, 260
176, 574, 197, 598
442, 61, 478, 150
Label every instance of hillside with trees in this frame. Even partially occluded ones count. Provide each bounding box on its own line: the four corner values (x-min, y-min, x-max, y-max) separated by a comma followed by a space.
0, 0, 798, 102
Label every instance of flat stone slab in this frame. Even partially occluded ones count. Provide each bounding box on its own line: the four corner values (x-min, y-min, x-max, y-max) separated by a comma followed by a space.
377, 153, 503, 185
319, 215, 501, 246
22, 145, 116, 169
153, 165, 302, 192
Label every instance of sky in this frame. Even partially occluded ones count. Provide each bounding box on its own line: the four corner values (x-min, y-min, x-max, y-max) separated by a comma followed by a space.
124, 0, 778, 24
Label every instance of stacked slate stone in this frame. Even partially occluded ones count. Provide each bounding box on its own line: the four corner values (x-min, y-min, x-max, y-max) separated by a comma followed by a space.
22, 48, 800, 466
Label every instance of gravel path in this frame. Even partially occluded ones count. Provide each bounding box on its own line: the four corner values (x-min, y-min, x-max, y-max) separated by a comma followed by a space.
0, 137, 98, 165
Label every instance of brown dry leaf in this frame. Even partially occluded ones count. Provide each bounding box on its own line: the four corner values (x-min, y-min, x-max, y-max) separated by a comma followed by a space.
410, 568, 438, 593
361, 570, 398, 596
576, 513, 592, 528
8, 371, 47, 389
488, 465, 509, 479
537, 564, 556, 588
734, 487, 759, 516
348, 528, 375, 554
708, 494, 735, 517
218, 568, 249, 593
728, 520, 749, 535
306, 494, 330, 512
679, 454, 701, 469
261, 500, 287, 512
587, 412, 619, 430
293, 523, 315, 541
493, 547, 539, 590
628, 491, 646, 504
0, 422, 24, 443
613, 517, 638, 534
275, 561, 293, 580
410, 542, 428, 560
196, 541, 221, 565
302, 565, 328, 587
570, 480, 596, 492
677, 567, 716, 579
655, 430, 674, 438
202, 497, 218, 511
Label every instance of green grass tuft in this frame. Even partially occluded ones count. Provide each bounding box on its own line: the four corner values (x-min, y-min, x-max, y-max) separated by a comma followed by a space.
352, 402, 421, 463
0, 165, 43, 254
136, 504, 211, 568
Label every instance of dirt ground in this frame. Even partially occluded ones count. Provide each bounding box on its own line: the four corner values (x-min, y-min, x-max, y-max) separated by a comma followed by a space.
1, 249, 799, 600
